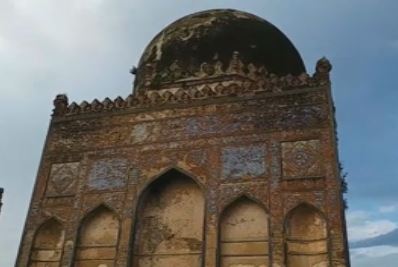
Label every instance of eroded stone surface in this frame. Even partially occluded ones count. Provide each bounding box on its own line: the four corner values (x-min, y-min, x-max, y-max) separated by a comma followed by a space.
220, 198, 269, 267
29, 219, 64, 266
74, 206, 119, 266
285, 204, 328, 267
134, 170, 205, 267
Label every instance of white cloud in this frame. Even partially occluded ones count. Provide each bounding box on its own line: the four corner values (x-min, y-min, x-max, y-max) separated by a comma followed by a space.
347, 210, 397, 242
351, 245, 398, 258
379, 204, 398, 213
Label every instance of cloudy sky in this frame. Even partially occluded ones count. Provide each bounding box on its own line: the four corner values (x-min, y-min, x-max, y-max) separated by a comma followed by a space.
0, 0, 397, 266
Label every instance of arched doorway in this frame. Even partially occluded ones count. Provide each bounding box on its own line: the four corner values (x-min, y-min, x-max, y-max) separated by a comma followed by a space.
219, 196, 269, 267
285, 204, 329, 267
133, 169, 205, 267
29, 218, 65, 266
74, 205, 120, 266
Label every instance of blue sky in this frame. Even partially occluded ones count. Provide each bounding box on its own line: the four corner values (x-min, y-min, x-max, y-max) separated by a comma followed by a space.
0, 1, 397, 266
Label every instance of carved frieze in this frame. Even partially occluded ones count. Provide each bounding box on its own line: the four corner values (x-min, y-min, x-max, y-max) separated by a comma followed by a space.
128, 107, 326, 146
52, 58, 331, 117
281, 140, 322, 179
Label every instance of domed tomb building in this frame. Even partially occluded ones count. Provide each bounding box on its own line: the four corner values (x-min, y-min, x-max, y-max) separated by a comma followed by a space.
17, 9, 349, 267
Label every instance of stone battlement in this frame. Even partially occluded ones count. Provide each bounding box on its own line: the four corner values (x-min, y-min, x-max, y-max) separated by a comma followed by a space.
53, 57, 332, 117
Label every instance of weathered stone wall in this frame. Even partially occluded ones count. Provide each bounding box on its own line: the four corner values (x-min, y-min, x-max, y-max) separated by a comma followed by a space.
16, 76, 348, 267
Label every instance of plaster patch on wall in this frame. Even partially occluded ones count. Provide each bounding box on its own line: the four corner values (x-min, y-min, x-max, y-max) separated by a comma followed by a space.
87, 159, 128, 190
46, 162, 80, 196
222, 145, 266, 179
130, 122, 160, 144
281, 140, 321, 178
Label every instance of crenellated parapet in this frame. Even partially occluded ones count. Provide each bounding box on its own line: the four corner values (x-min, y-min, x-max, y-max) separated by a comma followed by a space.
135, 51, 329, 91
53, 57, 332, 117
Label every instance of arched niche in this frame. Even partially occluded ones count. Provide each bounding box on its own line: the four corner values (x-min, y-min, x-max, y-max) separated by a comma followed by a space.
29, 218, 65, 267
219, 196, 269, 267
285, 204, 329, 267
74, 205, 120, 267
133, 168, 205, 267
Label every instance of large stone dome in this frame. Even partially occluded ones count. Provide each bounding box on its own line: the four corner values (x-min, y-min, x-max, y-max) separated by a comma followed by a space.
134, 9, 306, 90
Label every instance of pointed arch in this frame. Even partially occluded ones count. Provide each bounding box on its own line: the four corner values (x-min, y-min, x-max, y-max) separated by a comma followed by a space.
80, 203, 120, 222
139, 166, 206, 195
284, 203, 329, 267
221, 193, 268, 215
29, 217, 65, 267
74, 204, 120, 266
132, 168, 206, 267
219, 196, 270, 267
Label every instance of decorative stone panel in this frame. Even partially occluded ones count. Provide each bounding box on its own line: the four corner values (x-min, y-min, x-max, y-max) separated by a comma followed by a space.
46, 162, 80, 196
281, 140, 321, 179
87, 159, 129, 190
221, 145, 267, 179
124, 105, 327, 147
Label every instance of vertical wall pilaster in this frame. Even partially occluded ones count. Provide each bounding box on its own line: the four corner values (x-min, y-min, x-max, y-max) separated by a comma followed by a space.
205, 213, 218, 267
269, 139, 285, 267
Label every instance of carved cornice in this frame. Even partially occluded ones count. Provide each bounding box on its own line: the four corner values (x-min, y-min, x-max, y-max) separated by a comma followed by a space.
52, 58, 332, 117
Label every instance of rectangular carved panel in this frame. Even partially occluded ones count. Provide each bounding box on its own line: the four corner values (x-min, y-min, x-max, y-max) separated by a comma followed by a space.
222, 145, 267, 179
46, 162, 80, 196
87, 159, 128, 190
281, 140, 322, 179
